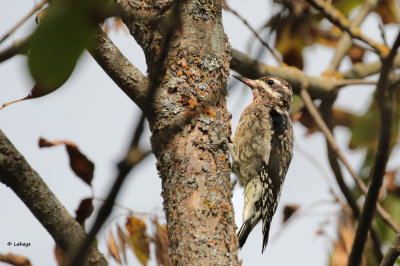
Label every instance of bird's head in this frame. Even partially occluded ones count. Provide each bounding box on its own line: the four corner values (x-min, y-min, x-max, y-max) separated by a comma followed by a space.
233, 75, 293, 110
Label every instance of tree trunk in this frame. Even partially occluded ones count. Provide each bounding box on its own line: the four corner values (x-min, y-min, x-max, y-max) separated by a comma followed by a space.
118, 0, 238, 264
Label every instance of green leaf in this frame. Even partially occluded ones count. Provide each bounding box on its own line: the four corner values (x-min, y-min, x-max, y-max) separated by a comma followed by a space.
332, 0, 363, 16
126, 216, 150, 266
28, 0, 112, 95
348, 99, 380, 151
375, 193, 400, 243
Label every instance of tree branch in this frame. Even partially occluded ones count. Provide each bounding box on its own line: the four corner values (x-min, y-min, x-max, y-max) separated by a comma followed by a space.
319, 97, 360, 218
0, 130, 107, 266
299, 88, 399, 234
72, 1, 184, 264
231, 48, 337, 99
342, 53, 400, 79
348, 30, 400, 266
114, 0, 238, 263
319, 98, 383, 263
326, 0, 378, 72
231, 48, 376, 99
380, 233, 400, 266
305, 0, 388, 57
70, 114, 150, 266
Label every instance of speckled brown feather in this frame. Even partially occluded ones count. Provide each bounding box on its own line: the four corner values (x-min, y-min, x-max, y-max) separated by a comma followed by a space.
232, 76, 293, 252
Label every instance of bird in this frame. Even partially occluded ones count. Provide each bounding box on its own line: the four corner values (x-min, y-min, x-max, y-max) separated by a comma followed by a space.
231, 75, 293, 252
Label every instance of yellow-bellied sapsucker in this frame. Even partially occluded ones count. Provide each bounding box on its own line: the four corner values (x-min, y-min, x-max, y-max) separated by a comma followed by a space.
232, 75, 293, 252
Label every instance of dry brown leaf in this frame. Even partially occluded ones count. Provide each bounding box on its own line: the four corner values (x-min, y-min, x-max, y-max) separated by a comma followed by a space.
385, 170, 398, 192
107, 230, 122, 264
282, 204, 299, 223
38, 137, 94, 186
75, 198, 94, 226
102, 17, 129, 35
0, 253, 32, 266
126, 216, 150, 266
65, 143, 94, 186
374, 0, 399, 24
329, 206, 355, 266
117, 225, 129, 264
348, 45, 365, 64
154, 220, 171, 266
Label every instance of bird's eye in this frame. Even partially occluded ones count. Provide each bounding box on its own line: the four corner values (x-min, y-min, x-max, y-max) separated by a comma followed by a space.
267, 79, 275, 86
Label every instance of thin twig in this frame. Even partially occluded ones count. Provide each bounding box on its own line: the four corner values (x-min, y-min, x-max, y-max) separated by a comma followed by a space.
342, 53, 400, 79
348, 30, 400, 266
333, 79, 377, 87
299, 87, 399, 234
70, 130, 150, 266
0, 0, 47, 44
225, 6, 284, 65
305, 0, 388, 57
319, 98, 384, 263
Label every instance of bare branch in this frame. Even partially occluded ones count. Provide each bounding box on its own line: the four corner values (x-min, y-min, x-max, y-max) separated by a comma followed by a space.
342, 53, 400, 79
299, 88, 399, 234
318, 98, 383, 262
305, 0, 388, 57
0, 130, 107, 266
348, 30, 400, 266
231, 48, 336, 99
0, 0, 47, 44
333, 79, 377, 87
231, 49, 377, 98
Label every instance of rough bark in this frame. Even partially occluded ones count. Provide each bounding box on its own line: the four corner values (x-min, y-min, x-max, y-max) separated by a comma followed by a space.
116, 0, 238, 264
0, 130, 107, 266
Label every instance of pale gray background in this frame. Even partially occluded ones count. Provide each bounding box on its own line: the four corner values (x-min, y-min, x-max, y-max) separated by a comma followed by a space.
0, 1, 397, 265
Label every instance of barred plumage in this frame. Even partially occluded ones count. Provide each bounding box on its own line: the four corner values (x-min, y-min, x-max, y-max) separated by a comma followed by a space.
232, 75, 293, 252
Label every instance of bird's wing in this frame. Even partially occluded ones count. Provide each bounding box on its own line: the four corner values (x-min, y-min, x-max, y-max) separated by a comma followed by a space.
260, 108, 293, 252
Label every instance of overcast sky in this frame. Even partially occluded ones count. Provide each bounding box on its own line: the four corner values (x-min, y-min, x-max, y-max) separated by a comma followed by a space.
0, 0, 396, 265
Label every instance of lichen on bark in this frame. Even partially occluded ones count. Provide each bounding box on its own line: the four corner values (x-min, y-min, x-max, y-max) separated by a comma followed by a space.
117, 0, 238, 264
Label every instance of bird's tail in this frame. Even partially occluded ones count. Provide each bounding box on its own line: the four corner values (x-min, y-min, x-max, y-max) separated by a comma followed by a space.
261, 218, 271, 253
237, 219, 252, 249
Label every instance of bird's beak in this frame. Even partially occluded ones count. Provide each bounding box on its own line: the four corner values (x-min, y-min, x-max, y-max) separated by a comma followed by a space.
233, 75, 257, 89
